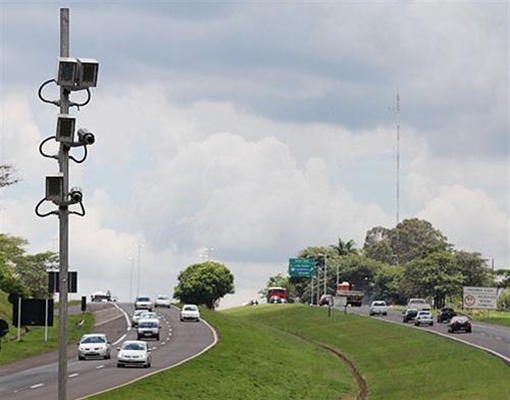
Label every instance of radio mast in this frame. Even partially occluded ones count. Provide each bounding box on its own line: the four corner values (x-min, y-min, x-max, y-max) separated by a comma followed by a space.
396, 92, 400, 226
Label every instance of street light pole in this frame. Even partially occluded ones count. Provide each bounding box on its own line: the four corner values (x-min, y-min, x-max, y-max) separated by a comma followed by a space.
136, 243, 143, 297
128, 256, 136, 301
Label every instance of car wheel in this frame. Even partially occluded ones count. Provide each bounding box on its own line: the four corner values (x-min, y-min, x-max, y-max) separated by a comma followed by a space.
137, 335, 141, 340
78, 355, 85, 361
383, 313, 387, 316
156, 335, 160, 340
430, 322, 433, 326
467, 329, 472, 333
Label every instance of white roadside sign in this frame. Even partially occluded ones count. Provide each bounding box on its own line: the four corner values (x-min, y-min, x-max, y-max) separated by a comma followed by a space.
463, 286, 498, 309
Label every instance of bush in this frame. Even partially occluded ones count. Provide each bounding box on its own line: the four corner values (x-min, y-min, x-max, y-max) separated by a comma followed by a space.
497, 288, 510, 310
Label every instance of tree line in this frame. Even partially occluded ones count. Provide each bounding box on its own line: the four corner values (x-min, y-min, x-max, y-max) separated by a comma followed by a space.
262, 218, 510, 310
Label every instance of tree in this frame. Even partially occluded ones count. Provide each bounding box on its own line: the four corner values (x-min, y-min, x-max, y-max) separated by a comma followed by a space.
174, 261, 234, 309
331, 238, 358, 256
363, 219, 451, 265
0, 164, 20, 187
15, 251, 58, 298
401, 251, 464, 307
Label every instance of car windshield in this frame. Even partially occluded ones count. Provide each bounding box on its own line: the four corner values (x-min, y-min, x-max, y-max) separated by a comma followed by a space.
158, 296, 169, 300
410, 299, 425, 304
82, 336, 105, 344
137, 297, 150, 302
184, 305, 197, 311
373, 302, 386, 306
139, 321, 158, 327
123, 342, 145, 351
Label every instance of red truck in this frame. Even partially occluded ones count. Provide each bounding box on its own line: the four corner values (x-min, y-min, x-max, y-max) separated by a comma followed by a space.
335, 281, 364, 307
266, 286, 287, 303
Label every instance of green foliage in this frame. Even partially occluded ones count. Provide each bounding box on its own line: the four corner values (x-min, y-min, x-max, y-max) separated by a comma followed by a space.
0, 234, 58, 298
497, 288, 510, 310
364, 218, 451, 265
0, 164, 21, 187
174, 261, 234, 309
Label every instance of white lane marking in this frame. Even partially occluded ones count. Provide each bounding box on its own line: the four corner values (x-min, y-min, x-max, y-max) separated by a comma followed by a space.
113, 333, 127, 346
69, 373, 79, 378
30, 383, 44, 389
96, 365, 105, 369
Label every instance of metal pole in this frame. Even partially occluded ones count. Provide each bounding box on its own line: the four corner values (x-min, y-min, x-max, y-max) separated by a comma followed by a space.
323, 257, 327, 295
58, 8, 70, 400
136, 244, 142, 297
129, 257, 135, 301
310, 276, 314, 305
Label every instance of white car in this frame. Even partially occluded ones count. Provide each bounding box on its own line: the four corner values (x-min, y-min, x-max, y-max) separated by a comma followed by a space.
414, 310, 434, 326
134, 296, 153, 311
117, 340, 152, 368
137, 318, 160, 340
369, 300, 388, 316
154, 295, 172, 308
180, 304, 200, 322
131, 309, 147, 327
77, 333, 111, 360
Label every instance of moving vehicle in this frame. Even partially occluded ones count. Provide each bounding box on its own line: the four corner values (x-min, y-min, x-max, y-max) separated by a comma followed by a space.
90, 291, 112, 302
406, 298, 431, 311
437, 307, 457, 323
131, 309, 147, 327
447, 316, 472, 333
335, 281, 364, 307
369, 300, 388, 316
180, 304, 200, 322
154, 294, 172, 308
266, 286, 287, 303
319, 294, 334, 306
402, 308, 419, 323
77, 333, 111, 360
137, 318, 160, 340
116, 340, 152, 368
414, 311, 434, 326
134, 296, 153, 311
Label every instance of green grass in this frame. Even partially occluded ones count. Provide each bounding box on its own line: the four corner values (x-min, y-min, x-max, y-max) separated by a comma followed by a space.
0, 290, 95, 365
90, 305, 509, 400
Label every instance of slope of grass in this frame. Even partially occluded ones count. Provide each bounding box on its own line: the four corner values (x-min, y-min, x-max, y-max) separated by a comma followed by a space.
0, 290, 95, 365
91, 305, 509, 400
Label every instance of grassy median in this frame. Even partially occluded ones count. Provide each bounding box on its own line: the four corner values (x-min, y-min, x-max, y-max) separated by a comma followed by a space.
90, 304, 509, 400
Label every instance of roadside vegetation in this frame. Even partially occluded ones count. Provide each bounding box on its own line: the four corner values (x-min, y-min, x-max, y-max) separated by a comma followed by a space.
0, 290, 95, 365
89, 305, 509, 400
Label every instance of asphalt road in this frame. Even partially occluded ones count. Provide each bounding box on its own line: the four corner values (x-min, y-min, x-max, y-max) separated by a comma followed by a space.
0, 302, 217, 400
336, 304, 510, 365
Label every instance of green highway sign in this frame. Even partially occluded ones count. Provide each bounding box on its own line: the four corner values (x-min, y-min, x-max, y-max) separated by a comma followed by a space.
288, 258, 315, 277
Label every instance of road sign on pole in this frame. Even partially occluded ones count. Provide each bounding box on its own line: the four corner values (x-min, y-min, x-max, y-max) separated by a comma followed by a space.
288, 258, 315, 277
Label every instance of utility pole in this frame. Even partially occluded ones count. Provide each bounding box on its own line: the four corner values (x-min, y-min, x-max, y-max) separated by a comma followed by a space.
57, 10, 70, 400
35, 9, 99, 400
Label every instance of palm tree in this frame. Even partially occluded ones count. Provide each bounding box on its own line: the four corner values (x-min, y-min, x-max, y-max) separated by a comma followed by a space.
332, 238, 358, 256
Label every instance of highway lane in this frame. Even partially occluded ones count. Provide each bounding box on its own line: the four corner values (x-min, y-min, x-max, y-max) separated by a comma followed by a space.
338, 305, 510, 365
0, 303, 217, 400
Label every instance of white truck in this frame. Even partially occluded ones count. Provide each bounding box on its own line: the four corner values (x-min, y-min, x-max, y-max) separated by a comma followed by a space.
407, 298, 431, 311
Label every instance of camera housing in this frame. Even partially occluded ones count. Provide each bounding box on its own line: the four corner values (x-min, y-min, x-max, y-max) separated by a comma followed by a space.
69, 187, 83, 203
56, 114, 76, 143
56, 57, 78, 87
77, 128, 95, 145
46, 175, 64, 203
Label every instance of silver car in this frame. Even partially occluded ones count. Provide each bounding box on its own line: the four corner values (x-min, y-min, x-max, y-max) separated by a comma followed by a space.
117, 340, 152, 368
77, 333, 111, 360
369, 300, 388, 316
414, 310, 434, 326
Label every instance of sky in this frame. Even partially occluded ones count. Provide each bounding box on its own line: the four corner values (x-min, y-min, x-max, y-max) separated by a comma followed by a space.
1, 1, 508, 309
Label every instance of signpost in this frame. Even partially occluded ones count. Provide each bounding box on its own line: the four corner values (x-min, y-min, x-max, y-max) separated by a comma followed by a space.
288, 258, 315, 277
462, 287, 498, 309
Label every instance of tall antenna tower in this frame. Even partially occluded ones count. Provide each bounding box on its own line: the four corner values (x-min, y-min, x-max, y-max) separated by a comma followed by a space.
396, 92, 400, 226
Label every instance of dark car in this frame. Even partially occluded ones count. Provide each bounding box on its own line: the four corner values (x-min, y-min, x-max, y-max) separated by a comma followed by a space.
437, 307, 457, 323
447, 316, 472, 333
402, 308, 419, 323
